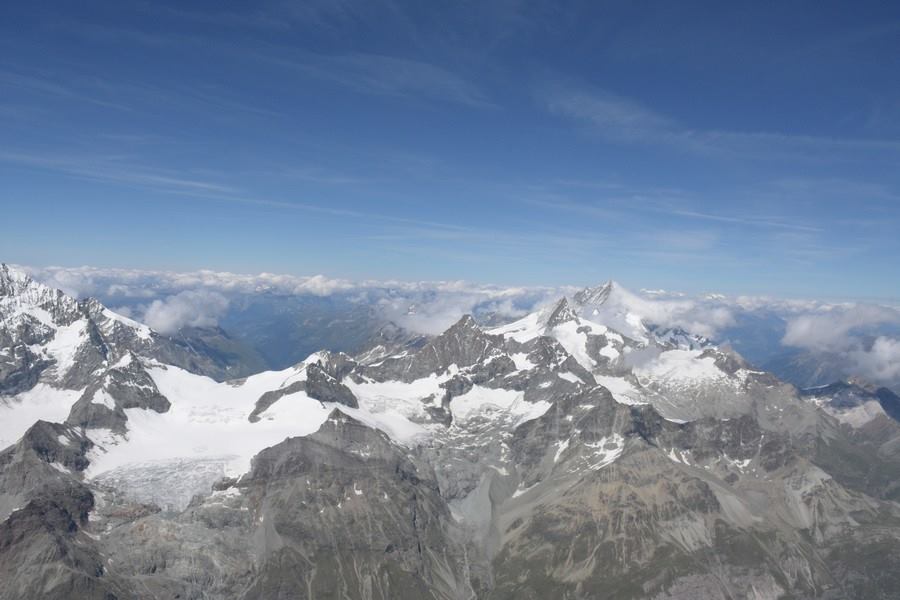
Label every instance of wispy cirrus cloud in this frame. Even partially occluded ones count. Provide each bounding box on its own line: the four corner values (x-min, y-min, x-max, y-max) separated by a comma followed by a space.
662, 208, 824, 233
0, 151, 238, 195
543, 86, 680, 144
0, 70, 135, 112
253, 50, 495, 109
540, 82, 900, 161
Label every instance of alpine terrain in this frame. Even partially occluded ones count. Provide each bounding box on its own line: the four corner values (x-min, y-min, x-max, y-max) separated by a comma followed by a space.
3, 263, 900, 600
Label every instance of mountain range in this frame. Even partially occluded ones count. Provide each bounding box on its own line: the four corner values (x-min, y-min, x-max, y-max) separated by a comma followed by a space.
3, 264, 900, 599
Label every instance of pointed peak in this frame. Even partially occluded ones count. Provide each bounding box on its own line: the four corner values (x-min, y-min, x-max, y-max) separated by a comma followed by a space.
110, 350, 141, 371
0, 263, 35, 296
448, 314, 479, 331
543, 297, 578, 328
0, 263, 23, 277
0, 264, 72, 309
573, 279, 618, 306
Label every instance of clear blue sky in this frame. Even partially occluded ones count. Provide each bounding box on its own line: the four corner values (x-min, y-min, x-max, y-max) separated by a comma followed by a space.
2, 1, 899, 298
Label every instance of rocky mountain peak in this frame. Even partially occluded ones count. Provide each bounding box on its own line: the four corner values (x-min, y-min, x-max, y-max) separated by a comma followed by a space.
800, 378, 900, 426
542, 297, 579, 328
427, 314, 500, 362
0, 263, 31, 296
573, 279, 617, 306
448, 313, 479, 331
0, 264, 70, 309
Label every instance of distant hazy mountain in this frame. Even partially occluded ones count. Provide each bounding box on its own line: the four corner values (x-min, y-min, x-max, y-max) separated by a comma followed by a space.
763, 348, 847, 389
168, 325, 269, 378
4, 264, 900, 598
219, 293, 390, 370
765, 345, 900, 396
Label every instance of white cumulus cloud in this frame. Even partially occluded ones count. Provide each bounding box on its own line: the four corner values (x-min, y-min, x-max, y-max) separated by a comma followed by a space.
782, 305, 900, 352
849, 337, 900, 384
142, 290, 230, 335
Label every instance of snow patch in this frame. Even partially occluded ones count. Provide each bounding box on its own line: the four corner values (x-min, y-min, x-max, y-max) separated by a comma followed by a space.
510, 353, 536, 371
450, 386, 551, 427
91, 390, 117, 410
581, 434, 624, 470
43, 321, 87, 376
558, 371, 584, 385
594, 375, 646, 406
0, 385, 83, 449
554, 438, 570, 463
634, 349, 728, 389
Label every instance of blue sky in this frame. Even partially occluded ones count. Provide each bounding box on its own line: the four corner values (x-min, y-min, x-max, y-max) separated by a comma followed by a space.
2, 0, 899, 299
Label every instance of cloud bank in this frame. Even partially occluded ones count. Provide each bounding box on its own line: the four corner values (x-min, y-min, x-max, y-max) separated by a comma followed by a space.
19, 264, 565, 336
21, 264, 750, 339
782, 305, 900, 351
18, 263, 900, 391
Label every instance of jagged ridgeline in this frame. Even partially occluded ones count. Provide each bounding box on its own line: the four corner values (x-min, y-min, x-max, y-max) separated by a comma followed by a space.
3, 264, 900, 599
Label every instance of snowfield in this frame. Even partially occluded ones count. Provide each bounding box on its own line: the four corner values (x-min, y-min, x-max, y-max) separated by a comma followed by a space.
85, 360, 432, 480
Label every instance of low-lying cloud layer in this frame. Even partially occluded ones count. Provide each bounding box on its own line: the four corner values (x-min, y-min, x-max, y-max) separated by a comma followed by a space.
20, 264, 565, 336
23, 265, 359, 299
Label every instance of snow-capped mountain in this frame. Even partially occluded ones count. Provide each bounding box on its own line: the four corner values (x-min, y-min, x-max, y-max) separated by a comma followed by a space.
3, 265, 900, 599
0, 264, 262, 396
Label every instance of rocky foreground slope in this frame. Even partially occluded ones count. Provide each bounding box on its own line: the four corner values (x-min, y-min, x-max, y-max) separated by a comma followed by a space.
3, 265, 900, 599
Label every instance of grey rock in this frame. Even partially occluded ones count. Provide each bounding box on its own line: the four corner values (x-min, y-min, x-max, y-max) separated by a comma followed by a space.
66, 354, 170, 434
304, 362, 358, 408
368, 315, 505, 382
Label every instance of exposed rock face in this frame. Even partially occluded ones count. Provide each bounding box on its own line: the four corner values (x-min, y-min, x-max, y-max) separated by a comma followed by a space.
237, 411, 472, 600
0, 344, 51, 396
71, 412, 474, 600
304, 362, 358, 407
801, 379, 900, 427
543, 297, 578, 328
0, 421, 125, 600
368, 315, 506, 382
66, 353, 170, 433
249, 353, 359, 422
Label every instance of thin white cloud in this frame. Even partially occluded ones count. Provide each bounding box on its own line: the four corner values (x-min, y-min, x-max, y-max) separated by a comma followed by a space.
541, 82, 900, 161
663, 209, 824, 233
254, 50, 495, 109
544, 86, 678, 143
0, 70, 135, 112
0, 151, 238, 195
